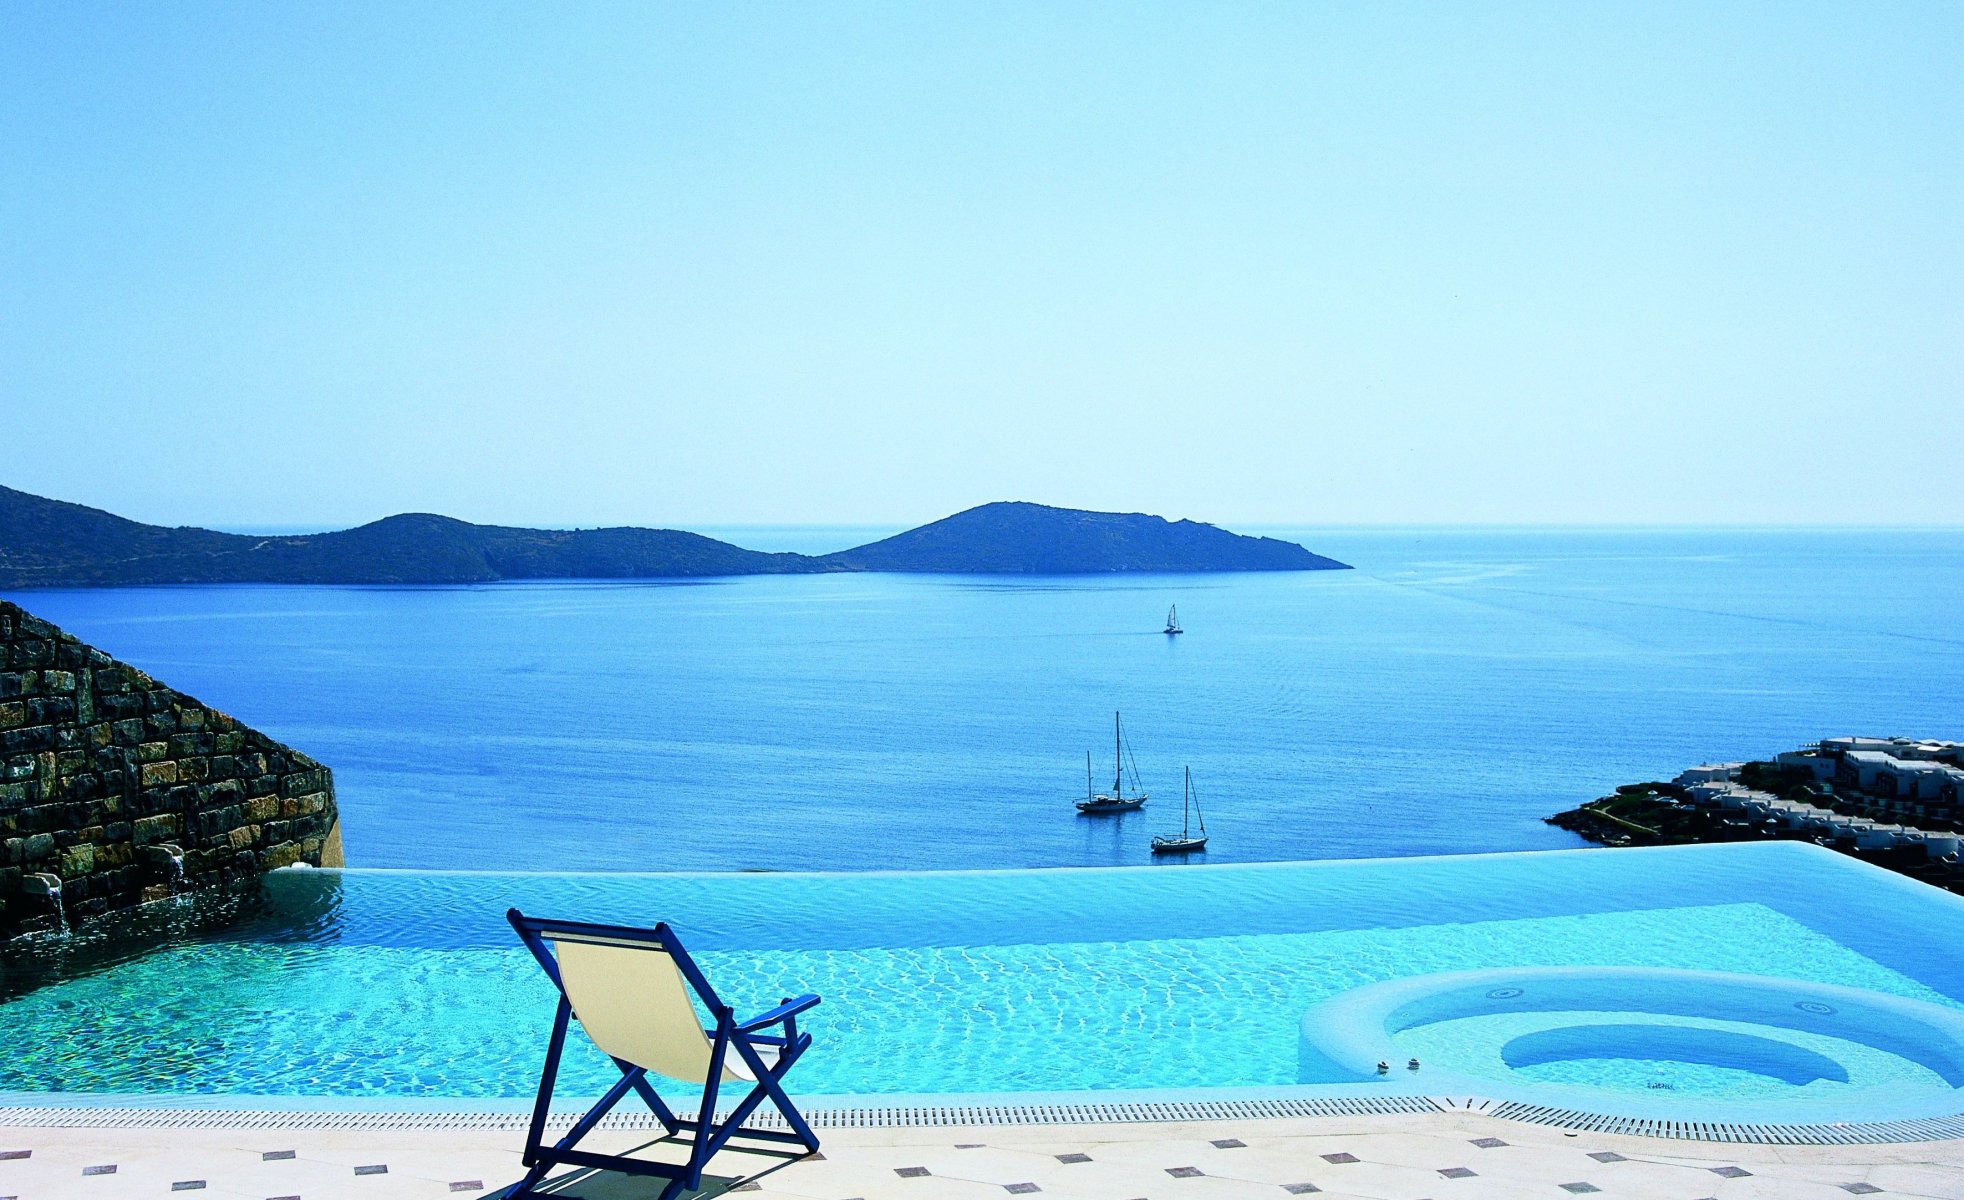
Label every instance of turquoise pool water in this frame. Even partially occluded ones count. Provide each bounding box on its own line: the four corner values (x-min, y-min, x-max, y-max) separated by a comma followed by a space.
5, 842, 1964, 1124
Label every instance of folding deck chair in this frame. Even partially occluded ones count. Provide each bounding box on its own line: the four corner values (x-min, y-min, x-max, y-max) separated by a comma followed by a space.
506, 909, 822, 1199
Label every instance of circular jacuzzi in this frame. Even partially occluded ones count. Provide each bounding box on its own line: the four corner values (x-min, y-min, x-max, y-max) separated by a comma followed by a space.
1298, 967, 1964, 1123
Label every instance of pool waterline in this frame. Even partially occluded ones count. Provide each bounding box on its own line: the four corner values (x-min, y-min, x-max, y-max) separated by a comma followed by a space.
6, 843, 1964, 1127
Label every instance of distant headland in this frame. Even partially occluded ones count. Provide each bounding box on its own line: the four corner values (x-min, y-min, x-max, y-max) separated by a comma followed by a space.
0, 486, 1349, 587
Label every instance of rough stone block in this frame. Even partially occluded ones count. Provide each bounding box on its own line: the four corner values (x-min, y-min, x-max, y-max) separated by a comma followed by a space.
57, 843, 95, 879
262, 841, 301, 870
132, 814, 179, 844
20, 833, 53, 863
0, 701, 22, 730
40, 670, 75, 693
136, 740, 168, 762
0, 726, 55, 755
139, 761, 178, 786
227, 825, 259, 850
27, 697, 76, 725
244, 796, 278, 823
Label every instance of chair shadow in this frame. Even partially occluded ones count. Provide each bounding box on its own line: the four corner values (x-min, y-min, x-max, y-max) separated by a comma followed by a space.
494, 1133, 813, 1199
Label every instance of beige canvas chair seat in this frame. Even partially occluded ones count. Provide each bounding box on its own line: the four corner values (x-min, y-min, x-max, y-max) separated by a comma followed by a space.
552, 934, 779, 1082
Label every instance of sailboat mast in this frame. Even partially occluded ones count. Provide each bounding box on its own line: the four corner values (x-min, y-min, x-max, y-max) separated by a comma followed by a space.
1183, 766, 1192, 838
1086, 751, 1093, 802
1113, 711, 1123, 793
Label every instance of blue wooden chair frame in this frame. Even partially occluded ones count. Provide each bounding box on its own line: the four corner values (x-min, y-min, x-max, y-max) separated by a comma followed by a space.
506, 909, 821, 1199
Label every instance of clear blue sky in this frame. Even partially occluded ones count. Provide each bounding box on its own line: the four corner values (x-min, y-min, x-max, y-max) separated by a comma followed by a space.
3, 2, 1958, 529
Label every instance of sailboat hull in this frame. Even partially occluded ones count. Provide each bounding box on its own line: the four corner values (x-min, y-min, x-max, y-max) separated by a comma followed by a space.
1151, 835, 1208, 853
1076, 795, 1146, 814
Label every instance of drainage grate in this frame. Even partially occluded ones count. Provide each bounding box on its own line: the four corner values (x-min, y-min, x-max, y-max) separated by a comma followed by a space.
0, 1095, 1434, 1133
3, 1097, 1960, 1144
1485, 1101, 1964, 1145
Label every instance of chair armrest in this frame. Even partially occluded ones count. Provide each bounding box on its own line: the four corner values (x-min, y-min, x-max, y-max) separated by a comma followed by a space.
735, 993, 820, 1033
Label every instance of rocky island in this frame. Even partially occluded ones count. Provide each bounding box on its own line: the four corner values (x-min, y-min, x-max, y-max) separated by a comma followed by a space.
0, 487, 1349, 587
1550, 736, 1964, 894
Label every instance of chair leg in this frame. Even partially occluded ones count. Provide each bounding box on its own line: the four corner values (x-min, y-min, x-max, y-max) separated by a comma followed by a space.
613, 1055, 681, 1134
522, 999, 573, 1168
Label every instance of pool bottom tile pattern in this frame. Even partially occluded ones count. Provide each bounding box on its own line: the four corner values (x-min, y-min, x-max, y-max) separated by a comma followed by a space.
6, 1110, 1961, 1200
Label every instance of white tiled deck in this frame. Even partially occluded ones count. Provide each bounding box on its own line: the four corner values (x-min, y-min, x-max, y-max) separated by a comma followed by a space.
4, 1110, 1961, 1200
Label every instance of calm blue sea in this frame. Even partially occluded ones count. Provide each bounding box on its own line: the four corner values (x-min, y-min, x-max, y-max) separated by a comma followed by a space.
6, 528, 1961, 872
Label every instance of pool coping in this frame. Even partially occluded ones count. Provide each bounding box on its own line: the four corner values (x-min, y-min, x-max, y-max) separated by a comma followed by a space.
6, 1090, 1964, 1146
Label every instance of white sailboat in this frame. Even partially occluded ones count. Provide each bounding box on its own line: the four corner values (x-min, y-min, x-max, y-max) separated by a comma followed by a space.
1076, 712, 1148, 814
1151, 766, 1208, 854
1164, 604, 1183, 635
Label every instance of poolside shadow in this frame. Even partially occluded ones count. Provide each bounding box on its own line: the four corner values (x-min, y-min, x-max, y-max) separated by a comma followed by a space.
494, 1134, 811, 1198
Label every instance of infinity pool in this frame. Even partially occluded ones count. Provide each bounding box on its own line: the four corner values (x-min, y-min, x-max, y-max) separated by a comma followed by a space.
5, 843, 1964, 1125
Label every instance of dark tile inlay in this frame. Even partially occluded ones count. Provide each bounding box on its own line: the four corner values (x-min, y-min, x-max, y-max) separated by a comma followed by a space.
1006, 1186, 1041, 1196
1056, 1153, 1092, 1164
1839, 1186, 1883, 1195
449, 1182, 485, 1193
263, 1151, 296, 1161
1210, 1138, 1246, 1149
1588, 1151, 1627, 1163
1710, 1166, 1753, 1179
955, 1143, 985, 1149
1320, 1152, 1359, 1164
896, 1166, 930, 1178
354, 1164, 389, 1176
269, 1195, 303, 1200
1439, 1166, 1477, 1179
1283, 1186, 1323, 1195
1469, 1137, 1507, 1149
1166, 1166, 1204, 1178
0, 1151, 27, 1161
171, 1185, 206, 1193
1560, 1186, 1602, 1195
82, 1165, 117, 1176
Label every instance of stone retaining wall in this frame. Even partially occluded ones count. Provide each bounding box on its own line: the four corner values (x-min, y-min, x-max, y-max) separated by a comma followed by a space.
0, 600, 340, 938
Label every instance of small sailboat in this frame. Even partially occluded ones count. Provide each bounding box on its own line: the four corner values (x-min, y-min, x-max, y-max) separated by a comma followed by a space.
1076, 711, 1148, 814
1164, 604, 1183, 635
1152, 766, 1208, 854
